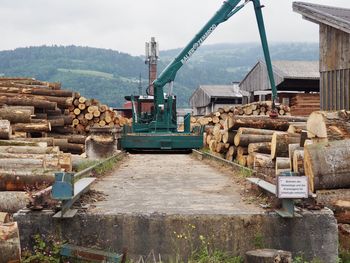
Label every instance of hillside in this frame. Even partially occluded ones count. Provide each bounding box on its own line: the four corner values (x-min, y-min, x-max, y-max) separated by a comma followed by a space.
0, 43, 318, 107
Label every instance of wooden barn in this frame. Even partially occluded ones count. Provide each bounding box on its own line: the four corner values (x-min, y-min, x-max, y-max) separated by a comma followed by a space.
189, 84, 246, 116
294, 2, 350, 110
239, 60, 320, 115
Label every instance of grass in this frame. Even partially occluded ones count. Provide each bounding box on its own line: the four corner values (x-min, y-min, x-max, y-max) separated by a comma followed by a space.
57, 68, 114, 79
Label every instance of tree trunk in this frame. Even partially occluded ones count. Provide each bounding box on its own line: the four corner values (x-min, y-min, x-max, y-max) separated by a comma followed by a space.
288, 144, 302, 171
306, 111, 350, 140
234, 134, 273, 147
0, 120, 11, 139
12, 122, 51, 132
333, 200, 350, 224
271, 133, 301, 159
0, 169, 56, 191
248, 142, 271, 154
228, 117, 292, 131
287, 122, 307, 134
0, 222, 21, 263
0, 191, 29, 213
0, 140, 47, 147
276, 156, 291, 176
0, 86, 73, 97
293, 150, 305, 175
237, 155, 247, 167
0, 108, 32, 123
245, 249, 292, 263
304, 140, 350, 192
0, 96, 57, 110
222, 131, 236, 144
237, 127, 279, 136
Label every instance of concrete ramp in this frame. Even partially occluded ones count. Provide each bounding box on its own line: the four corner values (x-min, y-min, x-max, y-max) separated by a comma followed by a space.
15, 154, 338, 262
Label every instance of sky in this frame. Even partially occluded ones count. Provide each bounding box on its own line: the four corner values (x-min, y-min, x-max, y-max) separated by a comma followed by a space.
0, 0, 349, 56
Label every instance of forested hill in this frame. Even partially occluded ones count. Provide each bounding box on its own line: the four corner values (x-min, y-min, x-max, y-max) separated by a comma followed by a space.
0, 43, 318, 107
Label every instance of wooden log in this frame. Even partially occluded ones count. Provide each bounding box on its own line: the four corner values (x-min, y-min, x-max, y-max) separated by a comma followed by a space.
250, 153, 275, 172
216, 142, 227, 154
287, 122, 307, 134
248, 142, 271, 154
12, 122, 51, 132
6, 105, 35, 114
316, 189, 350, 210
48, 134, 86, 144
304, 140, 350, 192
270, 133, 301, 159
0, 212, 10, 223
45, 109, 63, 116
0, 108, 32, 123
237, 127, 279, 136
275, 157, 290, 171
0, 157, 60, 170
0, 86, 73, 97
53, 140, 85, 154
73, 108, 81, 115
237, 155, 247, 167
0, 92, 73, 108
333, 200, 350, 224
293, 149, 305, 175
0, 222, 21, 263
0, 169, 56, 191
0, 145, 59, 154
78, 103, 86, 110
78, 96, 87, 103
48, 118, 65, 127
234, 134, 273, 147
51, 126, 74, 134
245, 249, 292, 263
0, 191, 29, 213
237, 146, 248, 157
222, 131, 235, 144
0, 96, 57, 110
0, 120, 11, 139
0, 140, 47, 147
228, 116, 290, 131
288, 144, 302, 171
48, 115, 74, 125
306, 111, 350, 140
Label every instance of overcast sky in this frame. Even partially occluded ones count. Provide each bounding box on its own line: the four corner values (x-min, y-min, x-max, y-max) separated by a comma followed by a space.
0, 0, 349, 56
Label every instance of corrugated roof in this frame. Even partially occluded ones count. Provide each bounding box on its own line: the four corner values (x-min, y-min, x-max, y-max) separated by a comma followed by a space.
293, 2, 350, 33
189, 84, 246, 108
272, 60, 319, 80
199, 85, 242, 98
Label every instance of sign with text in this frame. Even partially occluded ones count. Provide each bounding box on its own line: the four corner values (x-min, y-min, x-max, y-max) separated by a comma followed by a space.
277, 176, 308, 199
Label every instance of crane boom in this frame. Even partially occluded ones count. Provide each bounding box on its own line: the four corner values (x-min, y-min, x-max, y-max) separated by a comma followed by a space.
153, 0, 277, 114
121, 0, 278, 150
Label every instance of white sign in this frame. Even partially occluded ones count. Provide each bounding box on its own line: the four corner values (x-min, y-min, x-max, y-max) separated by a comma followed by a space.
277, 176, 309, 199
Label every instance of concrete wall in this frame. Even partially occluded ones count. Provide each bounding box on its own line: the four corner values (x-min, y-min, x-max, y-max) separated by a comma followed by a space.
15, 209, 338, 262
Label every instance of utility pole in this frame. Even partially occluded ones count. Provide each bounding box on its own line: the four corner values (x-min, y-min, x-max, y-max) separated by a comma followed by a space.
145, 37, 159, 96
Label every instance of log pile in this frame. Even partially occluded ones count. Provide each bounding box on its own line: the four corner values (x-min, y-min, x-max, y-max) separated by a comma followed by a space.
68, 93, 130, 134
192, 102, 291, 128
0, 140, 71, 191
0, 78, 130, 154
201, 108, 307, 182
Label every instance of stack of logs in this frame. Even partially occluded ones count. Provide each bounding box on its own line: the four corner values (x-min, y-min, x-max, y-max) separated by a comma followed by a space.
192, 102, 291, 128
0, 78, 130, 154
202, 108, 350, 252
68, 93, 130, 134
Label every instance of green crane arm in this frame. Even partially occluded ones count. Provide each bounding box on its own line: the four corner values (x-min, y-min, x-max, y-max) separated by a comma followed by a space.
152, 0, 277, 111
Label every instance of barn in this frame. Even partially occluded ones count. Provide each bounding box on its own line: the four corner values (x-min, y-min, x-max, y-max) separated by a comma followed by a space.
294, 2, 350, 110
239, 60, 320, 115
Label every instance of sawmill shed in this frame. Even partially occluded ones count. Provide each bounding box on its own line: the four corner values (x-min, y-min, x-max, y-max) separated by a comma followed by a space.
189, 84, 246, 115
294, 2, 350, 111
239, 60, 320, 115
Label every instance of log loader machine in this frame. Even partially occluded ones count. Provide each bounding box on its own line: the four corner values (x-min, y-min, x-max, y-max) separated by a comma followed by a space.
121, 0, 278, 151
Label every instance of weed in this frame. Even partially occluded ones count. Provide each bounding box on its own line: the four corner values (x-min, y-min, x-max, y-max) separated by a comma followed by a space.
171, 224, 243, 263
22, 234, 61, 263
253, 232, 265, 249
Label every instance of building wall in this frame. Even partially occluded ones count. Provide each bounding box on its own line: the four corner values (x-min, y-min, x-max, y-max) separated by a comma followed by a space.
320, 24, 350, 110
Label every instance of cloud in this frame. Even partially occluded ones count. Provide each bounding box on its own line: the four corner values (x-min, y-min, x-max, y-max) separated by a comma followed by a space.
0, 0, 348, 55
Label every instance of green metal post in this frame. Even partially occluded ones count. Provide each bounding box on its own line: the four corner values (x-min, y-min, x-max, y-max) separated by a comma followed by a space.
252, 0, 277, 102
